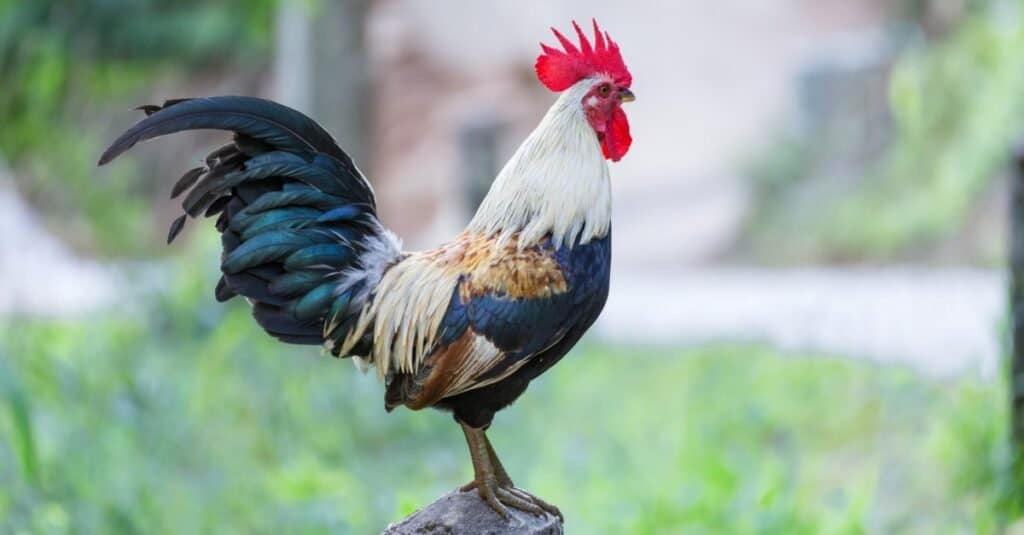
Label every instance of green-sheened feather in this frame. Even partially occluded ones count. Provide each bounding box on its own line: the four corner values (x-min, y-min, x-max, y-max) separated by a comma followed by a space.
182, 166, 260, 215
242, 155, 354, 198
241, 216, 312, 240
204, 196, 231, 218
283, 244, 354, 271
171, 167, 205, 199
317, 204, 366, 224
167, 214, 188, 244
324, 290, 354, 333
268, 270, 324, 297
232, 207, 322, 239
311, 154, 374, 206
222, 230, 331, 274
182, 192, 220, 218
240, 189, 345, 215
98, 96, 351, 165
99, 95, 390, 350
290, 282, 338, 321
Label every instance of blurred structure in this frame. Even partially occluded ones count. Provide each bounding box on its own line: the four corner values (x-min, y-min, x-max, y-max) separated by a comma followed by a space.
796, 26, 897, 189
362, 0, 899, 265
457, 114, 506, 216
1, 0, 1017, 374
275, 0, 372, 166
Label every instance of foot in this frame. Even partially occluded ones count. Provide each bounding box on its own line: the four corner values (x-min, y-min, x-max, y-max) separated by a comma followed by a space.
459, 478, 563, 521
458, 421, 563, 521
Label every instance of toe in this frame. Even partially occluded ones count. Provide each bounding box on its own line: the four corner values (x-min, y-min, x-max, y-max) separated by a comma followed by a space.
508, 487, 562, 520
476, 484, 512, 520
465, 479, 559, 521
495, 488, 545, 516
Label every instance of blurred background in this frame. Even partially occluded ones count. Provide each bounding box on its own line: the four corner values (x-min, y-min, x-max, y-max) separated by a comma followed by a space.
1, 0, 1023, 533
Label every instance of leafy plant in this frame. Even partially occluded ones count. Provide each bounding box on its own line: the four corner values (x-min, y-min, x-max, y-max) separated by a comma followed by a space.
0, 0, 275, 255
742, 0, 1024, 263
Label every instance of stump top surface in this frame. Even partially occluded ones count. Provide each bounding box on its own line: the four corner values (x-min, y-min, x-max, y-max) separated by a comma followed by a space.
382, 490, 563, 535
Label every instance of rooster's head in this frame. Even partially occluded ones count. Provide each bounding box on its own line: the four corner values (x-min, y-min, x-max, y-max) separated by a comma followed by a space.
535, 19, 633, 162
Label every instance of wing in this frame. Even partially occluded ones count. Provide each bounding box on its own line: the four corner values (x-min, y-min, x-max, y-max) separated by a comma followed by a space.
383, 232, 610, 410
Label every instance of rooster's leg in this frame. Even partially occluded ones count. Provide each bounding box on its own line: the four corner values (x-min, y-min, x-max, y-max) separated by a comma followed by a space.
481, 431, 513, 486
458, 422, 562, 520
481, 431, 562, 519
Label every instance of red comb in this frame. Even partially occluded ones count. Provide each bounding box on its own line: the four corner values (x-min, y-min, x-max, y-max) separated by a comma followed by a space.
535, 19, 631, 92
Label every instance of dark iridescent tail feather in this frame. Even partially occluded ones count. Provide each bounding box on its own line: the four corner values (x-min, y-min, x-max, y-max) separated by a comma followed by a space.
99, 96, 399, 351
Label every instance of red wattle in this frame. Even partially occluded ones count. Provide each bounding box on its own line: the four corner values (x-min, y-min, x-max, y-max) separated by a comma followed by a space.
601, 107, 631, 162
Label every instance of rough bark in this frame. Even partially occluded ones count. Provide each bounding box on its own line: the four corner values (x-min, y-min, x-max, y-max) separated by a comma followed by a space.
382, 490, 563, 535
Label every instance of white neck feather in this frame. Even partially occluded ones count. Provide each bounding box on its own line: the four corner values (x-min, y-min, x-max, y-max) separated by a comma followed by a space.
467, 80, 611, 249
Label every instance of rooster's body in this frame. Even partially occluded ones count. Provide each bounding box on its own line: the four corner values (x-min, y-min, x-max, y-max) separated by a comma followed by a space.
100, 20, 633, 519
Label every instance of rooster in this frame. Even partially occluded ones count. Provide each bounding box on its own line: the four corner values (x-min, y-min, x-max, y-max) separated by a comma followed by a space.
99, 20, 633, 519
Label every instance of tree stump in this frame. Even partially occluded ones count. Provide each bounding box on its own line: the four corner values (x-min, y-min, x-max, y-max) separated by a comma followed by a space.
382, 490, 563, 535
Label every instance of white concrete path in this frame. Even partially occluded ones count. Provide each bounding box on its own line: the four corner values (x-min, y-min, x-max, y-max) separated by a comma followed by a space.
599, 268, 1004, 378
0, 174, 117, 317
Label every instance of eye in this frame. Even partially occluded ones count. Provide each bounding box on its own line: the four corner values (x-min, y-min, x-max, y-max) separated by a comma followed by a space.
598, 84, 611, 96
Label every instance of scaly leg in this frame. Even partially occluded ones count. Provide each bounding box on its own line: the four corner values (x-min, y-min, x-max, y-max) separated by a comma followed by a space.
481, 431, 561, 519
458, 422, 563, 520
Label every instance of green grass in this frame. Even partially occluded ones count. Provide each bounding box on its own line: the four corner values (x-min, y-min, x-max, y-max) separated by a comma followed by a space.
0, 0, 275, 256
0, 258, 1018, 533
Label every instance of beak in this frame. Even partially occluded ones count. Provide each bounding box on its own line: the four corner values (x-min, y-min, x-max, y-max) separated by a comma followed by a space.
619, 88, 635, 103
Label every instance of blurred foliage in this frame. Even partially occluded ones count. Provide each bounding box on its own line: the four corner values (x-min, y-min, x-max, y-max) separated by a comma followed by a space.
827, 1, 1024, 258
743, 0, 1024, 263
0, 239, 1018, 533
0, 0, 275, 255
